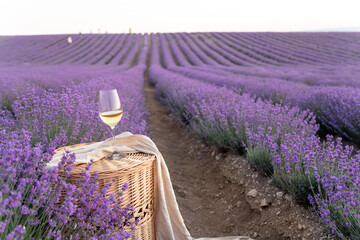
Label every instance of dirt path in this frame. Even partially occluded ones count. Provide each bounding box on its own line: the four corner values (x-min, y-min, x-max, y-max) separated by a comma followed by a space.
144, 71, 331, 239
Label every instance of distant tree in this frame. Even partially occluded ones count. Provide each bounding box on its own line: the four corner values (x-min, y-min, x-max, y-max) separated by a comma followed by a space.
129, 28, 132, 33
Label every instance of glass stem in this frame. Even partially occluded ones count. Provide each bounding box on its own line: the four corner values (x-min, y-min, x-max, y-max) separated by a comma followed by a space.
110, 126, 115, 138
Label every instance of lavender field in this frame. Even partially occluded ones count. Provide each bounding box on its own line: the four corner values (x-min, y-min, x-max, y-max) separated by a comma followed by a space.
0, 34, 150, 239
1, 32, 360, 239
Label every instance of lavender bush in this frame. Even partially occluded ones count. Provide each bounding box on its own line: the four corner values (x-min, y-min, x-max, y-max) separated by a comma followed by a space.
308, 136, 360, 238
0, 130, 137, 239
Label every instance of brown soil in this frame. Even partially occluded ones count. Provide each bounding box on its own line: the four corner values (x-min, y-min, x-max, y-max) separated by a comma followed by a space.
144, 73, 333, 240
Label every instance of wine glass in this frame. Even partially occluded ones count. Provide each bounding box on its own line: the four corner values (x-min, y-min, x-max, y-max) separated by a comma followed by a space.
99, 89, 123, 138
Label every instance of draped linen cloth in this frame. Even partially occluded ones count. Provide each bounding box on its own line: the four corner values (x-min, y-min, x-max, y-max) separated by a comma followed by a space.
47, 132, 251, 240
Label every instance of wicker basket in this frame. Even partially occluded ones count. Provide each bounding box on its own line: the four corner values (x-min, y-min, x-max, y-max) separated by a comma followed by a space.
56, 143, 156, 240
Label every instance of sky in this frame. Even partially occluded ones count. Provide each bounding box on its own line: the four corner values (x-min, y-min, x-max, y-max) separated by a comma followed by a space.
1, 0, 360, 35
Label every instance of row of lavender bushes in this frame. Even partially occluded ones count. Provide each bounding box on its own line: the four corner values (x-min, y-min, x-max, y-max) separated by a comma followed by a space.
166, 65, 360, 144
157, 32, 360, 144
0, 33, 149, 111
1, 66, 149, 239
149, 64, 360, 239
0, 65, 149, 149
0, 34, 145, 66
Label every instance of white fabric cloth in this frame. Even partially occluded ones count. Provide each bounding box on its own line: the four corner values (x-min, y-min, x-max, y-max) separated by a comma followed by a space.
48, 132, 251, 240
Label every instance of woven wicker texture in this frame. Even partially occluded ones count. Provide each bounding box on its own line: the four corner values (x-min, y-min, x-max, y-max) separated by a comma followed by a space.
56, 143, 156, 240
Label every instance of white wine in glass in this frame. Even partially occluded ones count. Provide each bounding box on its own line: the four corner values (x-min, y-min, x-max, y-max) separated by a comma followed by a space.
99, 89, 123, 137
